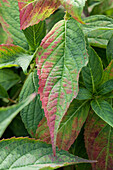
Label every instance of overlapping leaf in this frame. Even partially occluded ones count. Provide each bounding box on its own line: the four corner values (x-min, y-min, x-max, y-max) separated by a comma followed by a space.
18, 0, 87, 30
84, 111, 113, 169
82, 46, 103, 92
97, 79, 113, 95
18, 0, 61, 30
0, 69, 20, 90
0, 137, 96, 169
36, 18, 88, 154
76, 88, 92, 100
102, 60, 113, 83
91, 0, 113, 15
19, 69, 44, 137
9, 115, 29, 137
91, 99, 113, 127
0, 45, 33, 73
87, 0, 102, 7
0, 0, 28, 49
0, 93, 36, 138
106, 35, 113, 63
36, 100, 90, 151
70, 127, 92, 170
46, 8, 65, 32
0, 84, 8, 99
82, 15, 113, 48
23, 21, 46, 51
59, 0, 86, 23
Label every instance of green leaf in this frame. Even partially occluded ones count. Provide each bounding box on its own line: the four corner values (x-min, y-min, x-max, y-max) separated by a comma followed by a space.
102, 60, 113, 83
0, 45, 33, 73
84, 110, 113, 169
76, 88, 92, 100
69, 127, 92, 170
23, 21, 46, 51
37, 18, 88, 154
46, 8, 65, 32
19, 69, 44, 137
92, 47, 108, 68
0, 84, 8, 99
0, 69, 20, 90
104, 91, 113, 99
59, 0, 86, 23
0, 93, 36, 138
0, 0, 28, 49
36, 100, 90, 151
82, 46, 103, 92
91, 99, 113, 127
106, 35, 113, 63
0, 137, 96, 170
91, 0, 113, 14
82, 15, 113, 48
18, 0, 60, 30
97, 79, 113, 95
87, 0, 102, 7
9, 115, 29, 137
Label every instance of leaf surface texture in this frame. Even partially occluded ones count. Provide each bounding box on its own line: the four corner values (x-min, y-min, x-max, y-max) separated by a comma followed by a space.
36, 18, 88, 154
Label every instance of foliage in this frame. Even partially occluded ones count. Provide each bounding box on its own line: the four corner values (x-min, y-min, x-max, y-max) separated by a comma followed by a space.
0, 0, 113, 169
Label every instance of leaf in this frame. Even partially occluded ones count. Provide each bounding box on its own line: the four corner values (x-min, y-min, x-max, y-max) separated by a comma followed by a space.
91, 99, 113, 127
76, 88, 92, 100
92, 47, 108, 68
82, 15, 113, 48
84, 110, 113, 169
19, 69, 44, 137
0, 69, 20, 90
106, 35, 113, 63
87, 0, 102, 7
97, 79, 113, 95
82, 46, 103, 92
36, 100, 90, 151
0, 93, 36, 138
23, 21, 46, 51
102, 60, 113, 83
69, 126, 92, 170
9, 115, 29, 137
0, 137, 96, 170
36, 18, 88, 154
0, 84, 8, 99
46, 8, 65, 32
104, 91, 113, 99
0, 45, 33, 73
91, 0, 113, 14
59, 0, 86, 23
18, 0, 61, 30
0, 0, 28, 49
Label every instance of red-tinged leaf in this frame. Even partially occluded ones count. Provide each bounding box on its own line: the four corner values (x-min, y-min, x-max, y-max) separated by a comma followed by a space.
18, 0, 61, 30
36, 100, 90, 151
59, 0, 86, 24
36, 18, 88, 154
36, 117, 51, 144
84, 110, 113, 169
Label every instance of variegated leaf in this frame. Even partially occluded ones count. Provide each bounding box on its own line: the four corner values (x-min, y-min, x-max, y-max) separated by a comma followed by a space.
36, 100, 90, 151
84, 111, 113, 169
18, 0, 60, 30
59, 0, 86, 23
36, 18, 88, 154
